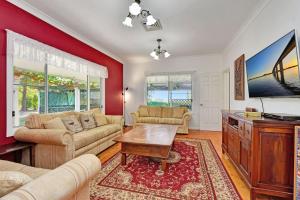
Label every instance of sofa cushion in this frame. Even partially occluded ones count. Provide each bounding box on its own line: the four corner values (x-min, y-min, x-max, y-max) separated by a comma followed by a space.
161, 107, 173, 118
73, 124, 121, 150
25, 112, 76, 129
138, 106, 149, 117
148, 107, 161, 117
0, 160, 49, 179
172, 107, 187, 118
43, 118, 66, 130
62, 115, 83, 133
94, 114, 108, 126
80, 114, 96, 130
159, 118, 183, 125
137, 117, 160, 124
0, 171, 32, 197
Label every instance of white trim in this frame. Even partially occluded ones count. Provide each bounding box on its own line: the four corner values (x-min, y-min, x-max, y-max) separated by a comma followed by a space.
6, 32, 14, 137
101, 78, 106, 114
223, 0, 272, 53
7, 0, 123, 63
87, 76, 90, 110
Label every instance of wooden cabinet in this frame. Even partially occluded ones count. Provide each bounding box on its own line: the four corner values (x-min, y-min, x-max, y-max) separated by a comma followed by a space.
222, 117, 228, 152
239, 137, 251, 180
222, 110, 298, 200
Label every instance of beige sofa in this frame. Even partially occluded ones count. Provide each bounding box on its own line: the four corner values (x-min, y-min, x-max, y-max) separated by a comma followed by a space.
0, 154, 100, 200
131, 106, 192, 134
14, 109, 123, 169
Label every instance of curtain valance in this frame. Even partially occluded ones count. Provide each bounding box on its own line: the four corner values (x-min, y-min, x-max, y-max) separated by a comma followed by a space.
6, 30, 108, 78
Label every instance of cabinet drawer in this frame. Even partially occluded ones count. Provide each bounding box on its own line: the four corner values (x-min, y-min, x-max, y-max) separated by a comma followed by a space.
244, 123, 252, 140
238, 121, 244, 136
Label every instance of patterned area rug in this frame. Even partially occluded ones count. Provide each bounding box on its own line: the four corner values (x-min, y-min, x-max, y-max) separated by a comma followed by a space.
91, 138, 241, 200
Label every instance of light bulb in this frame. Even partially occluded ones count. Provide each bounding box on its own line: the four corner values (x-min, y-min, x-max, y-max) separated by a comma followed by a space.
150, 51, 156, 57
164, 51, 171, 58
129, 2, 141, 16
154, 55, 159, 60
146, 15, 156, 26
122, 17, 132, 27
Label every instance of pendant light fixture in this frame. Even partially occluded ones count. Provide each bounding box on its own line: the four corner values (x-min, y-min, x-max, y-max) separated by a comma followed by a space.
150, 39, 171, 60
123, 0, 157, 27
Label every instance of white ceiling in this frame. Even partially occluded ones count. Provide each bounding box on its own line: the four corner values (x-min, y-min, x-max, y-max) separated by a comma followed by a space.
19, 0, 264, 63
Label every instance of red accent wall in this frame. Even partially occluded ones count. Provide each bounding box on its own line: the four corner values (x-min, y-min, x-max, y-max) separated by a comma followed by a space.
0, 1, 123, 145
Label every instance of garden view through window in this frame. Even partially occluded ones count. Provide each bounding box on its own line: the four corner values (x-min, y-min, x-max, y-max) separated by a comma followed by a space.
13, 57, 102, 128
146, 73, 192, 109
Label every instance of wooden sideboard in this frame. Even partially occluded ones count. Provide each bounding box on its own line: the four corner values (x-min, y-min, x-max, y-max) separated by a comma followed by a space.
222, 110, 299, 200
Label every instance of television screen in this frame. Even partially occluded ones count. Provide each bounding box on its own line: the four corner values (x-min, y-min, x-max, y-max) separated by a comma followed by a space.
246, 30, 300, 97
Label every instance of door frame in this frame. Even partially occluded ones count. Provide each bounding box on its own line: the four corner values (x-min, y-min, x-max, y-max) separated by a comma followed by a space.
198, 72, 223, 131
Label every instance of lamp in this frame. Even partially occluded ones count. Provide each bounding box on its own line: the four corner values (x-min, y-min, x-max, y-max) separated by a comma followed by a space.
122, 87, 129, 127
123, 0, 157, 28
146, 14, 156, 26
150, 39, 171, 60
164, 51, 171, 58
122, 15, 133, 27
129, 0, 141, 16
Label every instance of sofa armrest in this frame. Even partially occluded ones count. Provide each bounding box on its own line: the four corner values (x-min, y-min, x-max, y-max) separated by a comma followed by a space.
183, 112, 192, 122
106, 115, 124, 126
1, 154, 101, 200
14, 127, 73, 146
131, 112, 139, 124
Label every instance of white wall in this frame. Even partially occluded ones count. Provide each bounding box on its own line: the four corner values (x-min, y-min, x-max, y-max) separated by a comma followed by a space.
223, 0, 300, 114
123, 54, 223, 129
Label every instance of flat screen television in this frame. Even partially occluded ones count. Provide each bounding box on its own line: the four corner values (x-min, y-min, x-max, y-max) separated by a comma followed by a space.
246, 30, 300, 98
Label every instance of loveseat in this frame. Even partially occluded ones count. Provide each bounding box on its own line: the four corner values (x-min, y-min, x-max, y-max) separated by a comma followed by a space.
131, 106, 191, 134
14, 109, 123, 169
0, 154, 100, 200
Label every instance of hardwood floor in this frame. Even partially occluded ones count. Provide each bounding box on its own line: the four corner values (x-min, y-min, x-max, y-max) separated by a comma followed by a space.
98, 128, 250, 200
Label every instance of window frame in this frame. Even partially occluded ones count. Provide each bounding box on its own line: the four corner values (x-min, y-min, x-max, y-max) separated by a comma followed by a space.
145, 72, 193, 110
6, 30, 107, 137
8, 56, 104, 132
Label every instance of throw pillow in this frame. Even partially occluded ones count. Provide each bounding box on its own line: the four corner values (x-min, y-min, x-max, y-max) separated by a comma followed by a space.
43, 118, 67, 130
94, 114, 108, 126
0, 171, 32, 197
61, 115, 83, 133
80, 114, 96, 130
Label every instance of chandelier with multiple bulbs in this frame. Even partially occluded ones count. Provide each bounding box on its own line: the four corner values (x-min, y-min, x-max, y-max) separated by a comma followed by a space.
123, 0, 157, 27
150, 39, 171, 60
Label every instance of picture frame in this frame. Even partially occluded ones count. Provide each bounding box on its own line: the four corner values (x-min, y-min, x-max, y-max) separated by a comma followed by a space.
294, 126, 300, 200
234, 54, 245, 100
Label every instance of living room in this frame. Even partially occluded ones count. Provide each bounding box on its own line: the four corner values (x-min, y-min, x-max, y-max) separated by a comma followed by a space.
1, 0, 300, 199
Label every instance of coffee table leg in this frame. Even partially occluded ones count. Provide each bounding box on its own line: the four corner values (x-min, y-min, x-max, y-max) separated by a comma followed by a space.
161, 159, 167, 171
121, 153, 127, 165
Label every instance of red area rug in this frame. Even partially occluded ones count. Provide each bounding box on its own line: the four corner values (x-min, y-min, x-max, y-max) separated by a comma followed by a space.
91, 138, 241, 200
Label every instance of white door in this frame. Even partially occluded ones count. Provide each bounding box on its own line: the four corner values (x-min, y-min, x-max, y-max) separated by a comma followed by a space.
199, 73, 222, 131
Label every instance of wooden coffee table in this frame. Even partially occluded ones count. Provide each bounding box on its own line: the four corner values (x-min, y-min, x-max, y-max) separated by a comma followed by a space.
114, 125, 177, 171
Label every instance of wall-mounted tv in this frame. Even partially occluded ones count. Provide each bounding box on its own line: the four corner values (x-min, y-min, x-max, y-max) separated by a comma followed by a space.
246, 30, 300, 98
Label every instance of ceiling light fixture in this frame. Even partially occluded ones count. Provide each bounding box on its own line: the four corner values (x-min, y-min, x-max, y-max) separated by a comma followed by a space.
150, 39, 171, 60
129, 1, 141, 16
123, 0, 157, 28
122, 14, 133, 27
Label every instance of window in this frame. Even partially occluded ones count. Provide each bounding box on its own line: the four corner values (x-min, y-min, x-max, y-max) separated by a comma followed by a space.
89, 76, 102, 109
7, 30, 108, 136
47, 64, 85, 113
146, 73, 192, 109
13, 59, 45, 127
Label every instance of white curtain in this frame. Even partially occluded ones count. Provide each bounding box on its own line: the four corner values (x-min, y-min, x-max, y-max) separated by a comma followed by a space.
6, 30, 108, 78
